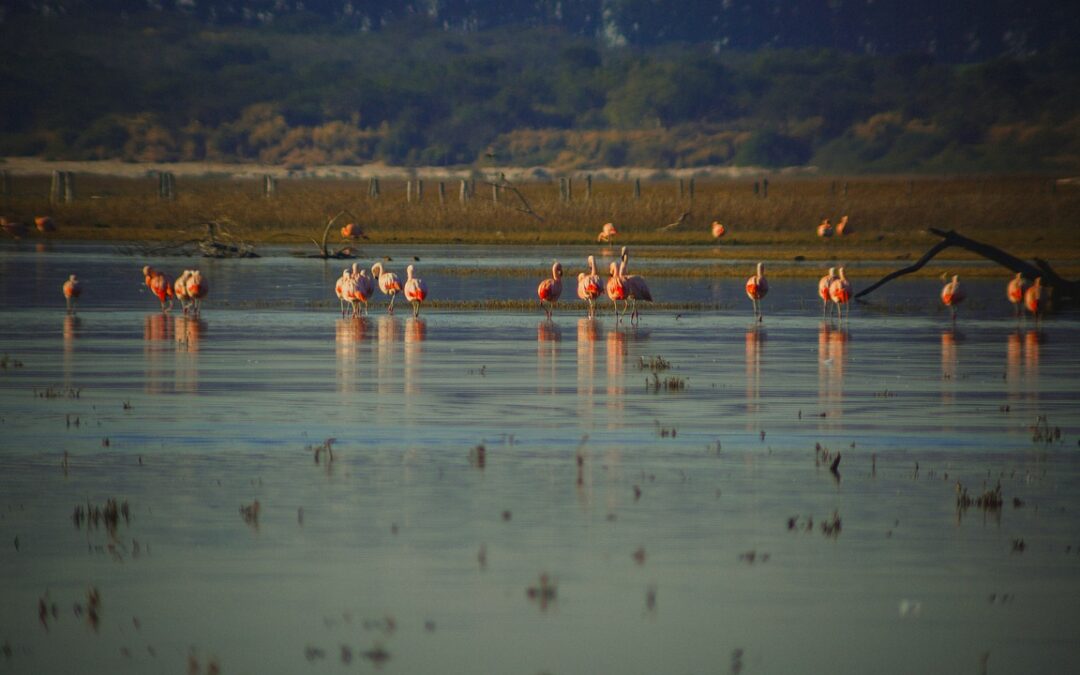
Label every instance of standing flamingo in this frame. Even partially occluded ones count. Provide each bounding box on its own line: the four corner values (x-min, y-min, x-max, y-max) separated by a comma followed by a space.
1006, 273, 1029, 317
62, 274, 81, 314
353, 268, 375, 316
404, 264, 428, 318
597, 222, 618, 243
174, 270, 192, 314
371, 262, 402, 314
941, 274, 965, 321
146, 268, 173, 312
577, 255, 602, 318
745, 262, 768, 322
711, 221, 726, 240
605, 261, 626, 320
35, 216, 57, 233
817, 218, 834, 238
341, 223, 367, 240
818, 267, 839, 319
334, 268, 351, 317
619, 248, 653, 324
835, 215, 850, 236
829, 267, 852, 322
1024, 277, 1046, 321
537, 261, 563, 320
186, 270, 208, 315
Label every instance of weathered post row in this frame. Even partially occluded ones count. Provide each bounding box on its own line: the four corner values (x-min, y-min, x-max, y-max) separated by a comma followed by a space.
50, 171, 76, 204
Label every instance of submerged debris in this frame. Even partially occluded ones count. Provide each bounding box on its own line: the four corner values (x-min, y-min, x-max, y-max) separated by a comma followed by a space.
1030, 415, 1062, 444
239, 500, 261, 528
526, 573, 557, 610
956, 481, 1003, 513
468, 444, 486, 468
306, 438, 336, 464
72, 498, 131, 533
637, 355, 672, 372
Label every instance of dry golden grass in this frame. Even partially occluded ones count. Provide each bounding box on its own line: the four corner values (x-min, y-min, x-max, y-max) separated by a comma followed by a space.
4, 173, 1078, 274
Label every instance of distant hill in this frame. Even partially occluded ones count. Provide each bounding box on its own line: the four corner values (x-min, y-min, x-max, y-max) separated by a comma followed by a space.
1, 3, 1079, 173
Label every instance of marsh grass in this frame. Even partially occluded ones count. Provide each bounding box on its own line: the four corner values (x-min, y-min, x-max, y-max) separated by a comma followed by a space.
4, 173, 1078, 266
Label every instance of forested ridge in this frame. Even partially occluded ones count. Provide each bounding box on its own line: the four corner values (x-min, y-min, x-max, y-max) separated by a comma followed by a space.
2, 1, 1079, 172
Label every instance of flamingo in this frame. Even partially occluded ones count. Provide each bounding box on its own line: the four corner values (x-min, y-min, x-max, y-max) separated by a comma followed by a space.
353, 268, 375, 316
577, 255, 603, 318
404, 264, 428, 318
35, 216, 57, 233
711, 221, 726, 239
835, 215, 850, 236
341, 222, 367, 240
818, 267, 839, 319
817, 218, 834, 238
334, 268, 351, 317
619, 247, 653, 324
597, 222, 618, 243
1006, 273, 1029, 317
1, 217, 28, 239
940, 274, 965, 321
62, 274, 81, 314
537, 261, 563, 320
745, 262, 768, 322
146, 268, 173, 312
174, 270, 192, 314
605, 261, 626, 320
1024, 277, 1046, 321
186, 270, 208, 315
829, 267, 852, 322
371, 262, 402, 314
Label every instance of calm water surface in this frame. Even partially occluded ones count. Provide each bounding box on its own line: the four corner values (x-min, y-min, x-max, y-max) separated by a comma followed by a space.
1, 243, 1079, 674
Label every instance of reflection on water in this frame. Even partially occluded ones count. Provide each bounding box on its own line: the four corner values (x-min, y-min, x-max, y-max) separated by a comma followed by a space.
576, 319, 600, 426
174, 316, 204, 393
817, 323, 848, 422
745, 326, 764, 422
405, 317, 425, 398
376, 315, 400, 403
335, 317, 367, 393
537, 321, 561, 395
941, 328, 962, 405
61, 315, 80, 387
605, 325, 626, 423
143, 314, 173, 394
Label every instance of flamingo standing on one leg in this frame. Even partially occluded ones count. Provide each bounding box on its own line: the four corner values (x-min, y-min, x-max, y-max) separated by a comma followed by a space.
818, 267, 838, 319
597, 222, 618, 243
941, 274, 965, 321
746, 262, 768, 322
174, 270, 192, 315
334, 268, 351, 317
537, 261, 563, 320
186, 270, 208, 315
62, 274, 81, 314
618, 248, 653, 324
606, 261, 626, 321
1024, 277, 1046, 323
829, 267, 852, 323
1006, 272, 1030, 317
371, 262, 402, 314
577, 255, 602, 318
404, 264, 428, 318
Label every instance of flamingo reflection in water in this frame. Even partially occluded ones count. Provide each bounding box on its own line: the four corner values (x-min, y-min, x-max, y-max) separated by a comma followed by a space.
404, 317, 426, 398
745, 326, 765, 421
537, 320, 562, 395
817, 323, 848, 422
376, 315, 400, 400
576, 318, 601, 424
335, 316, 369, 393
62, 315, 81, 389
174, 315, 204, 393
940, 328, 962, 406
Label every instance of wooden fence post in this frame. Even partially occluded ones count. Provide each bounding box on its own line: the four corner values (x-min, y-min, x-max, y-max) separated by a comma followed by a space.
438, 181, 446, 205
762, 178, 769, 198
369, 177, 380, 198
62, 172, 75, 203
263, 174, 276, 198
459, 179, 469, 205
678, 178, 684, 199
689, 177, 695, 203
159, 172, 175, 200
50, 171, 63, 204
633, 178, 641, 200
491, 182, 499, 204
416, 179, 423, 204
586, 174, 592, 201
842, 181, 848, 196
407, 180, 414, 204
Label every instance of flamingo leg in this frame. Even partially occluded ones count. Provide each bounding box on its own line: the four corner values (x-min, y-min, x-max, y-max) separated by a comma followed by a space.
413, 301, 420, 318
388, 293, 396, 314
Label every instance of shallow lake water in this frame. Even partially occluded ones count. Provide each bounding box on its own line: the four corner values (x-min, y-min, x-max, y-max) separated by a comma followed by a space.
1, 243, 1079, 674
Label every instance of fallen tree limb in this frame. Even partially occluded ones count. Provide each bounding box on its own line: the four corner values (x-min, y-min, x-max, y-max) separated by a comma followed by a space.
856, 228, 1076, 303
483, 178, 544, 221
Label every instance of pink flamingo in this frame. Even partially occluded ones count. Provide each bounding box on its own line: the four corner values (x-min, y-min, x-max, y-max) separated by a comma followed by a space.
353, 267, 375, 316
341, 223, 367, 240
619, 247, 653, 324
818, 267, 838, 319
835, 215, 850, 236
829, 267, 852, 322
711, 221, 726, 239
940, 274, 965, 321
334, 268, 351, 317
1024, 277, 1046, 321
404, 264, 428, 318
605, 261, 626, 320
174, 270, 192, 314
371, 262, 402, 314
1006, 273, 1029, 317
145, 267, 173, 312
577, 255, 602, 318
185, 270, 207, 315
62, 274, 81, 314
537, 261, 563, 320
35, 216, 57, 233
745, 262, 768, 322
1, 217, 28, 239
597, 222, 618, 243
817, 218, 834, 238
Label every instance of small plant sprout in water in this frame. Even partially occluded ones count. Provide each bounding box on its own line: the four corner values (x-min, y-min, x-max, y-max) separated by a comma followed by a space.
526, 573, 557, 610
239, 500, 260, 529
1030, 415, 1062, 444
306, 437, 336, 464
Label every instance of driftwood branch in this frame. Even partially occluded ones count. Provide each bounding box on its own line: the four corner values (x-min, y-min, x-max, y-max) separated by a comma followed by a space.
483, 178, 544, 221
656, 211, 691, 232
856, 228, 1076, 302
314, 209, 360, 259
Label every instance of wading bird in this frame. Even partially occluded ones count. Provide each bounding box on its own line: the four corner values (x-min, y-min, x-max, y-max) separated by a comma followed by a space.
1024, 277, 1046, 322
817, 218, 834, 238
940, 274, 965, 320
404, 264, 428, 318
577, 255, 602, 318
818, 267, 839, 319
352, 267, 375, 317
711, 221, 726, 239
341, 223, 367, 240
605, 261, 626, 320
174, 270, 192, 314
35, 216, 57, 233
619, 248, 653, 324
746, 262, 768, 322
1006, 273, 1029, 317
186, 270, 207, 314
829, 267, 852, 322
62, 274, 81, 314
335, 269, 351, 317
597, 222, 618, 243
835, 215, 850, 236
371, 262, 401, 314
537, 261, 563, 320
144, 266, 173, 312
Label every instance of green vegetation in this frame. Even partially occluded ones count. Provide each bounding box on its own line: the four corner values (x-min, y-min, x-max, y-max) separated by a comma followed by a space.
1, 11, 1079, 173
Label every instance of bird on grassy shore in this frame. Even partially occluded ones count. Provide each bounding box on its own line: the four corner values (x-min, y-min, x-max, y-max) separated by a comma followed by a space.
829, 267, 852, 322
836, 215, 851, 236
404, 264, 428, 318
371, 262, 402, 314
606, 261, 626, 320
746, 262, 768, 322
818, 267, 838, 319
1006, 273, 1029, 317
35, 216, 57, 233
597, 222, 618, 243
577, 255, 602, 319
62, 274, 81, 314
1024, 277, 1046, 322
817, 218, 834, 237
619, 247, 653, 324
940, 274, 965, 321
341, 222, 367, 240
711, 221, 726, 239
538, 261, 563, 320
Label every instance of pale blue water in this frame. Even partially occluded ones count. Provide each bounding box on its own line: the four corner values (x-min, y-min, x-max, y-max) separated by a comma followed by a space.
1, 243, 1079, 674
